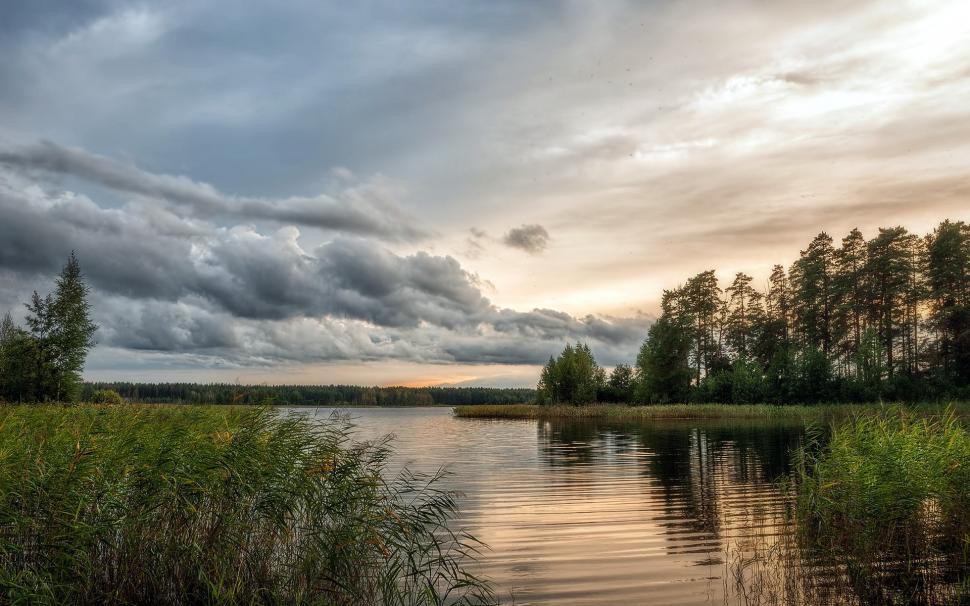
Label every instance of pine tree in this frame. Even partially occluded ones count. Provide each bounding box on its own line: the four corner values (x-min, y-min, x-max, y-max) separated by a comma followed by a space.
49, 253, 99, 400
20, 253, 99, 401
682, 270, 722, 384
724, 272, 763, 359
791, 232, 835, 355
925, 220, 970, 385
833, 228, 868, 376
866, 227, 915, 379
0, 313, 34, 401
634, 313, 692, 404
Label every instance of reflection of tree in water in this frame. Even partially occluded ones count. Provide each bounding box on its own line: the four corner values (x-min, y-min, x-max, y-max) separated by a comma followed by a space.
536, 418, 804, 553
536, 418, 639, 469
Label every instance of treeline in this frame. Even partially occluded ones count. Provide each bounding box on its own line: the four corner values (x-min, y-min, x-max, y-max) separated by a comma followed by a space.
83, 382, 536, 407
539, 220, 970, 405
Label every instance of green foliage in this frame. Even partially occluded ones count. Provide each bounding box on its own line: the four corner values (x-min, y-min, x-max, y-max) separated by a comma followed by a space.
634, 315, 692, 404
730, 357, 766, 403
793, 347, 834, 403
0, 405, 496, 605
926, 220, 970, 386
536, 342, 605, 405
624, 219, 970, 405
602, 363, 635, 403
795, 408, 970, 602
1, 253, 97, 402
81, 382, 535, 406
0, 313, 36, 403
89, 389, 124, 405
452, 402, 920, 420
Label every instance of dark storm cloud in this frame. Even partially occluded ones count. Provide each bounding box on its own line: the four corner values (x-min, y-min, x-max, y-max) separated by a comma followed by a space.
0, 141, 427, 241
502, 224, 549, 254
0, 161, 648, 366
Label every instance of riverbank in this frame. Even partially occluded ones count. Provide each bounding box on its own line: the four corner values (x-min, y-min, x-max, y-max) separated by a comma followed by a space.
452, 402, 969, 421
0, 404, 494, 605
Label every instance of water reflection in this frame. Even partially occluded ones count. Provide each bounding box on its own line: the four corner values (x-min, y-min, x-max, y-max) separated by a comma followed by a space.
307, 407, 805, 605
537, 419, 803, 565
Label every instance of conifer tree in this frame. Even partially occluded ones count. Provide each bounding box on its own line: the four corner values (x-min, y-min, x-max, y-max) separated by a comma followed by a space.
14, 253, 99, 401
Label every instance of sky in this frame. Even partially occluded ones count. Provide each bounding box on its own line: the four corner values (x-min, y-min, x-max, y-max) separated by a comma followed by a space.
1, 0, 969, 387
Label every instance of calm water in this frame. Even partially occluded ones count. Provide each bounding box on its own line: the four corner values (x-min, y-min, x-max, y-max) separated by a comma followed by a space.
304, 407, 803, 605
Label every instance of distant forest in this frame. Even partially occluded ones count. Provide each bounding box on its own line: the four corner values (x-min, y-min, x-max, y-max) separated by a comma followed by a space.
82, 382, 536, 407
539, 220, 970, 404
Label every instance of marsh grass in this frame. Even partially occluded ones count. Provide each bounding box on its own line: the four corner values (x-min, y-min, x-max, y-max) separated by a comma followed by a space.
794, 407, 970, 605
0, 404, 496, 605
452, 403, 946, 421
725, 406, 970, 605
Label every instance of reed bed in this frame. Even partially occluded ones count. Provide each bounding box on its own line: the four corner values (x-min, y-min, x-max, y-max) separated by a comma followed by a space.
794, 407, 970, 604
454, 403, 824, 420
725, 406, 970, 605
0, 404, 496, 605
454, 403, 897, 421
454, 402, 970, 422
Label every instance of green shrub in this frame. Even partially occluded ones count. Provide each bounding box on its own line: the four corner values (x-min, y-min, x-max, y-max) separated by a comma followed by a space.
0, 405, 495, 605
89, 388, 125, 405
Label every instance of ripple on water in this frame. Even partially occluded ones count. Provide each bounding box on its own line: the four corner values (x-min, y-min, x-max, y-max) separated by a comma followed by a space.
299, 407, 803, 606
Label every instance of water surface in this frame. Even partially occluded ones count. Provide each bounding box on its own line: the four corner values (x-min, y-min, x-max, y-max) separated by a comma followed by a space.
305, 407, 803, 605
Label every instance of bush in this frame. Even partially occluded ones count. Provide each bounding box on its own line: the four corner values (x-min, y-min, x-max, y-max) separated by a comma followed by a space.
0, 405, 495, 605
89, 389, 124, 405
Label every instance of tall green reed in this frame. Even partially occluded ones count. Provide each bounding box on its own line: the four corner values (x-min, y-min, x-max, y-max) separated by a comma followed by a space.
793, 407, 969, 604
0, 404, 496, 605
725, 406, 969, 605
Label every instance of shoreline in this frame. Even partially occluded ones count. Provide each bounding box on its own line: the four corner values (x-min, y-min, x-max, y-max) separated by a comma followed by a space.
452, 402, 969, 421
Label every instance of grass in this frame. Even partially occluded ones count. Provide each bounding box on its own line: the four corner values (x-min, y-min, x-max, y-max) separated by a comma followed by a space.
452, 402, 936, 421
793, 407, 970, 604
724, 406, 970, 605
0, 404, 496, 605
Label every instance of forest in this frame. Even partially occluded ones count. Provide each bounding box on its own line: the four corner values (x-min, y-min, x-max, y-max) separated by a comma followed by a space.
81, 382, 536, 407
538, 220, 970, 405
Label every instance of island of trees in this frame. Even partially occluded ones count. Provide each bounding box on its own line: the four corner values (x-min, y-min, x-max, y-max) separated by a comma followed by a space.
538, 220, 970, 405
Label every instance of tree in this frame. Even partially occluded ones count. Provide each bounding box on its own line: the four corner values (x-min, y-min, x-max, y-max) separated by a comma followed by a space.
865, 227, 917, 379
832, 228, 868, 376
0, 313, 35, 402
755, 265, 792, 370
50, 253, 99, 400
538, 219, 968, 405
852, 327, 886, 401
634, 314, 692, 404
681, 270, 723, 384
604, 364, 635, 403
3, 253, 98, 402
730, 356, 765, 404
536, 342, 604, 405
794, 347, 833, 403
724, 272, 764, 359
791, 232, 835, 355
925, 220, 970, 386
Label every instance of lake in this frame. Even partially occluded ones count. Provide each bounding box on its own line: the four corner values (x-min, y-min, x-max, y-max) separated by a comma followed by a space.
305, 407, 804, 605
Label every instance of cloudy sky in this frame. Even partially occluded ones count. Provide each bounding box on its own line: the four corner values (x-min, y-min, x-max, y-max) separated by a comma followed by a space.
1, 1, 969, 387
